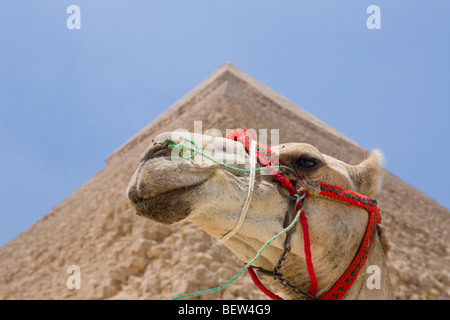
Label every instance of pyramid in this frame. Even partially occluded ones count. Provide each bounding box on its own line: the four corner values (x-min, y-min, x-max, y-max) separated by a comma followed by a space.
0, 63, 448, 300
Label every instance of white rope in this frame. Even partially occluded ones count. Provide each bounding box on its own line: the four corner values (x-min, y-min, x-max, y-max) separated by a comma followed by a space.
221, 140, 257, 242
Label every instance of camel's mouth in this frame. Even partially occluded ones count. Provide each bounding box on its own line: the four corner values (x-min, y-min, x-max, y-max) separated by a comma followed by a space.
127, 132, 248, 224
132, 182, 204, 224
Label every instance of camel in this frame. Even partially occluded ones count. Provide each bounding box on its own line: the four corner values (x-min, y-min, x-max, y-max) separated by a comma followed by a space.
127, 131, 393, 300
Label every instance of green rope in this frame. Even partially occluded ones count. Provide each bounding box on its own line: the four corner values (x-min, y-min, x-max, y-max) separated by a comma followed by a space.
164, 138, 299, 179
172, 207, 303, 300
165, 137, 301, 300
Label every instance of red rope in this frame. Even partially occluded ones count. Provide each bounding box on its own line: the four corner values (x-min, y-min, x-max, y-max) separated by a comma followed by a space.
298, 204, 318, 297
316, 184, 381, 300
247, 266, 283, 300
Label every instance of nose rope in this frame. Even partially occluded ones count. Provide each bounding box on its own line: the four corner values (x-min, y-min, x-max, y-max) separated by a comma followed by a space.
163, 137, 299, 178
163, 137, 296, 243
221, 140, 257, 242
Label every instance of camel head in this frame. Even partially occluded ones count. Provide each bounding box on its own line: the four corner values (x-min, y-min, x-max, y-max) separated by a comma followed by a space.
127, 131, 392, 299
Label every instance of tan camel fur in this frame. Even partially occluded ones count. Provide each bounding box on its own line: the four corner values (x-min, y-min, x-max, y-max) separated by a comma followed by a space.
127, 131, 393, 299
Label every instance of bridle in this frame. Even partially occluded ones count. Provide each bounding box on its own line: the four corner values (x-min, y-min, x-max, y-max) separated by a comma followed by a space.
224, 129, 382, 300
163, 129, 382, 300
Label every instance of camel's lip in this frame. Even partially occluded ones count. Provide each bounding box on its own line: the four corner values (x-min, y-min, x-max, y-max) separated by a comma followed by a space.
129, 179, 208, 205
132, 181, 207, 224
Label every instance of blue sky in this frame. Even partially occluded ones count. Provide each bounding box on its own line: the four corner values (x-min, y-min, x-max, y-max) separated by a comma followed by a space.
1, 1, 449, 247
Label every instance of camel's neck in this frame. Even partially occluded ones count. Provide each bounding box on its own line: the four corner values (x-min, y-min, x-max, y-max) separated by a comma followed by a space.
263, 233, 393, 300
187, 190, 393, 299
328, 234, 393, 300
220, 218, 393, 300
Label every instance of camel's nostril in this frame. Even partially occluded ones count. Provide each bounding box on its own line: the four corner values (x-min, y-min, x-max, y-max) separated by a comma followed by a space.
140, 143, 171, 163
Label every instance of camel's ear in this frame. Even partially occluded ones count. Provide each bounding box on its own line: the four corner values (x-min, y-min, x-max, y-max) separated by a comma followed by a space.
352, 150, 384, 196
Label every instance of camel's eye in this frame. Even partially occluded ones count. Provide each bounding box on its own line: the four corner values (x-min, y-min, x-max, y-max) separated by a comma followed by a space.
297, 157, 319, 169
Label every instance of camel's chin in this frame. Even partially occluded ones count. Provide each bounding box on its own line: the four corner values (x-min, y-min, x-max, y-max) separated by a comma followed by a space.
133, 186, 197, 225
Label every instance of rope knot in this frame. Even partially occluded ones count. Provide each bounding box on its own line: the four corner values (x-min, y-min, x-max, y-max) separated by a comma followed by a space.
163, 138, 199, 159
